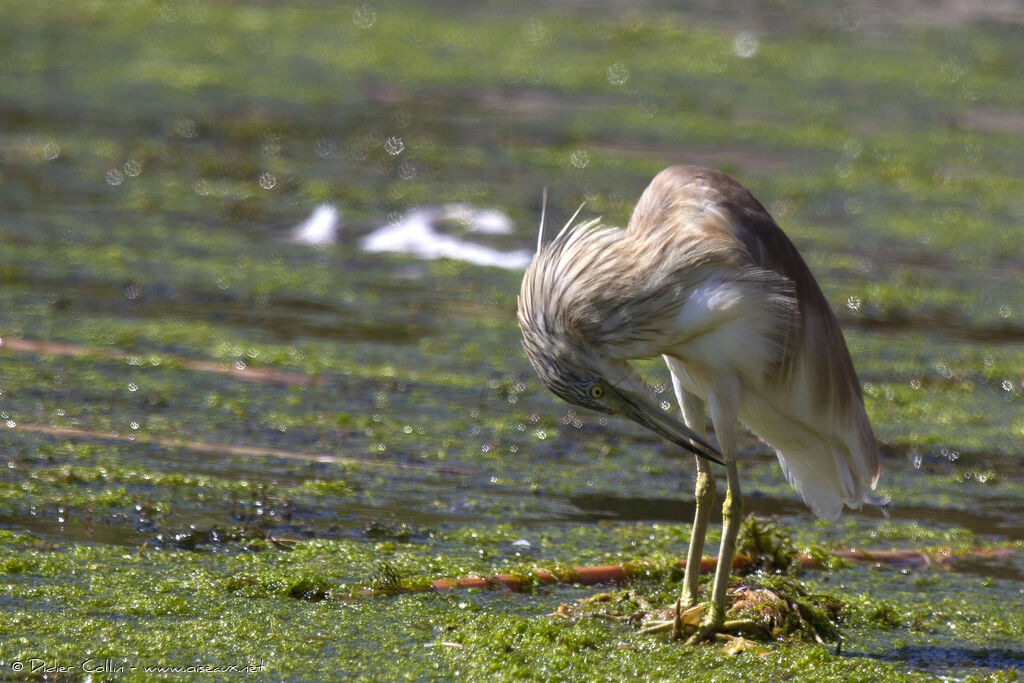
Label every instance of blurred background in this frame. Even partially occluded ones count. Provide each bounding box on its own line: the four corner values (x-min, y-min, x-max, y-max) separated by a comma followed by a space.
1, 0, 1023, 677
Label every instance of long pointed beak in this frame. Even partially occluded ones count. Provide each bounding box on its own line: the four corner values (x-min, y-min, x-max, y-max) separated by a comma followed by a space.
605, 386, 723, 466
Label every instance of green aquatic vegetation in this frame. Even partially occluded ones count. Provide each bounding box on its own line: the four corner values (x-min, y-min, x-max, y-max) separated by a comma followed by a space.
2, 0, 1023, 679
371, 561, 410, 596
724, 577, 845, 644
736, 515, 806, 576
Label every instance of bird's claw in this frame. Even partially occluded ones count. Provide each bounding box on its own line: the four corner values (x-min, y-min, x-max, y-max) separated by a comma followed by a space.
639, 602, 764, 645
684, 621, 718, 645
686, 617, 766, 644
637, 600, 705, 639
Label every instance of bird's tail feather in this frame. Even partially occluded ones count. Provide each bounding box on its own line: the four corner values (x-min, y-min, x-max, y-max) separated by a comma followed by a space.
767, 410, 878, 521
774, 436, 878, 521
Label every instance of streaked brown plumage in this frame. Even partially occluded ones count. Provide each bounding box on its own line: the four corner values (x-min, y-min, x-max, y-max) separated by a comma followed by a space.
518, 165, 881, 641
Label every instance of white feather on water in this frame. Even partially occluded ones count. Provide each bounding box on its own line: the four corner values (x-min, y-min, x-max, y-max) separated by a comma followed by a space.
361, 204, 530, 270
289, 202, 529, 270
290, 203, 340, 246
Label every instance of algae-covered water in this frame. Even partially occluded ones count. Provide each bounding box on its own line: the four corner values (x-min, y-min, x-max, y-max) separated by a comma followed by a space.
1, 1, 1023, 680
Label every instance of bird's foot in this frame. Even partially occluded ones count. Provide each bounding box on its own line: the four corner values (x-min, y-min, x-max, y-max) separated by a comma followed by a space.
684, 618, 764, 645
639, 601, 765, 644
637, 599, 705, 638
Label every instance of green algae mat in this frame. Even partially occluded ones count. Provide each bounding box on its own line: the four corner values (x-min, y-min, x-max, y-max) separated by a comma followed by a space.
1, 1, 1023, 680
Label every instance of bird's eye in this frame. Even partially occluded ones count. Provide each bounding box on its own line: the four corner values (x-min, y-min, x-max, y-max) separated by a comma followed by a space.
588, 385, 604, 399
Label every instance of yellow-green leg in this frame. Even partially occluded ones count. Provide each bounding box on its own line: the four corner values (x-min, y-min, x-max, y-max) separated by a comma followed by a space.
639, 365, 718, 637
679, 393, 714, 609
687, 383, 744, 644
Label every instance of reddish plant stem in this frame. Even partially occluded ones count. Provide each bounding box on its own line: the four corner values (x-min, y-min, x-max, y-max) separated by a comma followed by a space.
428, 548, 1015, 592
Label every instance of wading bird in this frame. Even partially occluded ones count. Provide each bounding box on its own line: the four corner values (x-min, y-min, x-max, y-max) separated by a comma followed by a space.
518, 166, 880, 642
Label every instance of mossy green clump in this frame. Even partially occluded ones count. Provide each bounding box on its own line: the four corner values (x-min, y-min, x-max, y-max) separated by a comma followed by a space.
371, 561, 408, 596
865, 603, 904, 630
726, 575, 845, 644
284, 575, 333, 602
736, 515, 805, 575
555, 575, 851, 646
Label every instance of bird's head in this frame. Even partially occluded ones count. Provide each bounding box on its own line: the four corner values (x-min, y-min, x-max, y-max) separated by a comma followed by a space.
517, 221, 722, 465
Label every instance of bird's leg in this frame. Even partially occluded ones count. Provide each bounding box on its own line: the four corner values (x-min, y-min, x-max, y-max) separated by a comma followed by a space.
639, 381, 716, 637
687, 384, 744, 645
679, 391, 714, 608
681, 455, 715, 608
662, 369, 715, 609
698, 460, 742, 628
